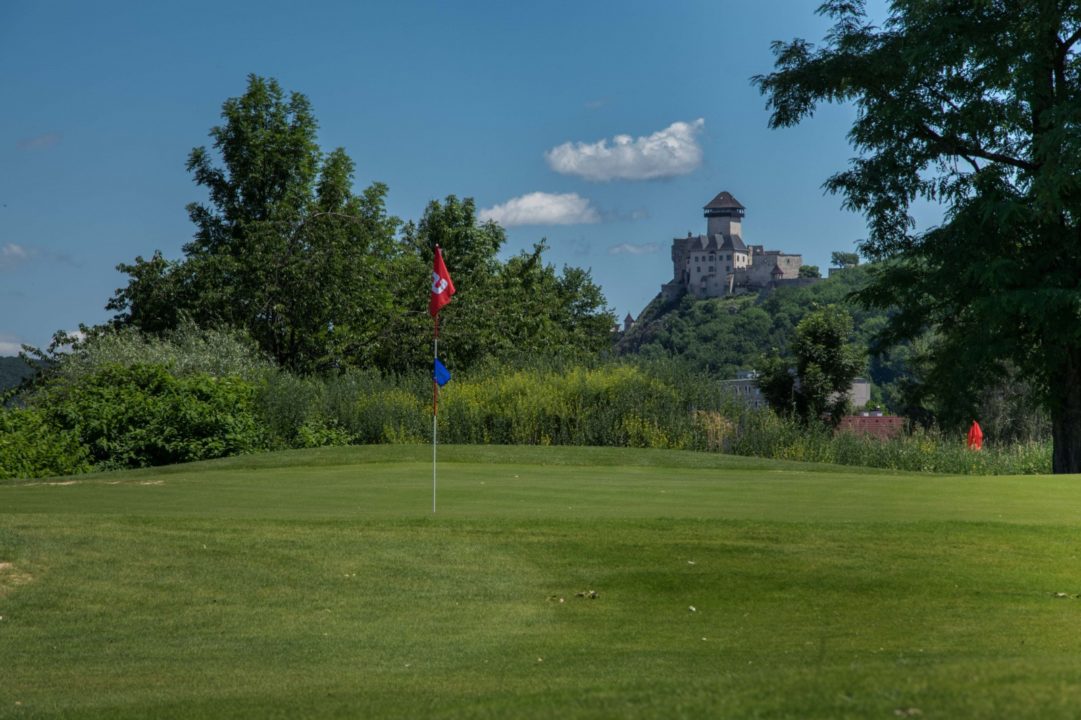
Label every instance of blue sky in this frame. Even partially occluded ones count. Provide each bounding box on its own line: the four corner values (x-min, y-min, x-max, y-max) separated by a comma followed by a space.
1, 0, 905, 354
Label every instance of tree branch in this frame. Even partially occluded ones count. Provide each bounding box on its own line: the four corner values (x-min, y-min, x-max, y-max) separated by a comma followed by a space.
917, 123, 1037, 172
1057, 27, 1081, 59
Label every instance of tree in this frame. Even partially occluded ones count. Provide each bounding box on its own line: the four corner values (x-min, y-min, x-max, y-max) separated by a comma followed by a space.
798, 264, 821, 278
756, 1, 1081, 472
830, 251, 859, 269
383, 196, 615, 373
757, 305, 864, 425
108, 75, 400, 373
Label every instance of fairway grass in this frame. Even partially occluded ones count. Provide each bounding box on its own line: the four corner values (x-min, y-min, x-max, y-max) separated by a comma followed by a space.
3, 445, 1081, 718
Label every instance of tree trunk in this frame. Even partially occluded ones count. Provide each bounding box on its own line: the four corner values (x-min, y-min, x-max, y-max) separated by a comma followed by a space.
1051, 349, 1081, 474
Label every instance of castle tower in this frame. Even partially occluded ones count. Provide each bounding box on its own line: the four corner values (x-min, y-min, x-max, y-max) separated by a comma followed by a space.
704, 191, 745, 237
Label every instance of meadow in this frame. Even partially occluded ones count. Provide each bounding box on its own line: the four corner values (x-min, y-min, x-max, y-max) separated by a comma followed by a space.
3, 445, 1081, 718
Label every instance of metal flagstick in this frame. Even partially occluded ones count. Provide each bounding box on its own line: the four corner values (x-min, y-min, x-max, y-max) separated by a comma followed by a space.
433, 314, 439, 513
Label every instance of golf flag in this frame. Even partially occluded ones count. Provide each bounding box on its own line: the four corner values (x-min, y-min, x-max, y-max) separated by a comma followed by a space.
967, 420, 983, 451
429, 246, 456, 316
433, 358, 451, 387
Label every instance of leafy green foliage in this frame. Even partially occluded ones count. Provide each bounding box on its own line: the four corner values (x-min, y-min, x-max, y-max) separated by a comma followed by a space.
385, 197, 615, 373
35, 364, 265, 470
791, 305, 865, 423
798, 264, 821, 278
830, 251, 859, 269
755, 1, 1081, 471
54, 322, 272, 383
0, 406, 92, 479
757, 305, 865, 425
621, 267, 889, 384
108, 78, 614, 376
108, 75, 402, 373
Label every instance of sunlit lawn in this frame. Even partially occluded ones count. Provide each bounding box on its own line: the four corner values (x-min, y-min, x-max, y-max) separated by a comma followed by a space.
3, 445, 1081, 718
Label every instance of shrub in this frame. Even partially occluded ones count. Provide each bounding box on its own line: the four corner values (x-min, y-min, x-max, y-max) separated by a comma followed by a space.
54, 323, 272, 383
0, 407, 92, 480
37, 363, 266, 469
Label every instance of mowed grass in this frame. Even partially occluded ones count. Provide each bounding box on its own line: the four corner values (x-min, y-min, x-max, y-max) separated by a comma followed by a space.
4, 446, 1081, 719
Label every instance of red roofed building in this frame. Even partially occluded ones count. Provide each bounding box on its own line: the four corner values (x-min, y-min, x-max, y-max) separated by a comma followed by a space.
836, 414, 904, 440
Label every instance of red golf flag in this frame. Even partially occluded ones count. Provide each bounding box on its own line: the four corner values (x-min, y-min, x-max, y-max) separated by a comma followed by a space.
967, 420, 983, 451
429, 245, 456, 316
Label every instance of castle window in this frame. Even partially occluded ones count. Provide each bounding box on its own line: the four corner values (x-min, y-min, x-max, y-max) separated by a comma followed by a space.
709, 266, 714, 272
726, 266, 731, 272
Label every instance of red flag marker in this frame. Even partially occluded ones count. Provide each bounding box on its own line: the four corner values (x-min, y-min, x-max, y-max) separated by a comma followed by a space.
967, 420, 983, 451
429, 245, 456, 514
429, 246, 456, 316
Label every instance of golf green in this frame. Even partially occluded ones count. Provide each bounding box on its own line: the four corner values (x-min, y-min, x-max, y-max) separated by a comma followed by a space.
3, 445, 1081, 718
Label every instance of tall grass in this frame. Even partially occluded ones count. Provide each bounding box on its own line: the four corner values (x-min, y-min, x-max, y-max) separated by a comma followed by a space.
253, 360, 1051, 475
440, 364, 693, 448
725, 407, 1051, 474
4, 326, 1055, 478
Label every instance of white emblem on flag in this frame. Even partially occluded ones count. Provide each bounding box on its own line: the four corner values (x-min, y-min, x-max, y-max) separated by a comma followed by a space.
432, 271, 448, 295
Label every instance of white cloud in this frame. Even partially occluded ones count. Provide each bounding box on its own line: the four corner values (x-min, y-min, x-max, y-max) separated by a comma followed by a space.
480, 192, 600, 227
2, 243, 27, 259
0, 336, 24, 356
0, 243, 31, 269
545, 119, 705, 181
609, 243, 661, 255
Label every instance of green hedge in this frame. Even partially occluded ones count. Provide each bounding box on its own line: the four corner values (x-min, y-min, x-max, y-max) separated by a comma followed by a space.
0, 407, 92, 480
38, 363, 267, 470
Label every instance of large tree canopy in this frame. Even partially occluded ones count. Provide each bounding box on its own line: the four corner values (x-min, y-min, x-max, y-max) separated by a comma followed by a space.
383, 196, 615, 373
110, 75, 614, 375
756, 1, 1081, 472
109, 75, 400, 373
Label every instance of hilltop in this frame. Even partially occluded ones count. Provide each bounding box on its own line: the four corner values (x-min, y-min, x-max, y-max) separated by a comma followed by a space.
0, 356, 34, 392
617, 266, 906, 396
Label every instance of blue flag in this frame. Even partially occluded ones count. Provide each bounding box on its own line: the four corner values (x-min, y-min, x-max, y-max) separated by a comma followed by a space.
433, 358, 451, 387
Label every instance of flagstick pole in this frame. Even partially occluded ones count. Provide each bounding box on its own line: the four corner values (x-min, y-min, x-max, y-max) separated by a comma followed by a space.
433, 314, 439, 514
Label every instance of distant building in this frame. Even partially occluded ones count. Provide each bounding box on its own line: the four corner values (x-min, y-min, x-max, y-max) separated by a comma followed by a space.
623, 313, 635, 332
722, 370, 766, 409
723, 373, 871, 412
661, 192, 808, 300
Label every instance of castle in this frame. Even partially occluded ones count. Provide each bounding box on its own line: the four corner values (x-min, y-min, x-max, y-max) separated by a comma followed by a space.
661, 192, 807, 300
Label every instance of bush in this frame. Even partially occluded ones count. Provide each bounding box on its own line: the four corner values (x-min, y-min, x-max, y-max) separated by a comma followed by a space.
0, 407, 92, 480
54, 323, 272, 383
37, 363, 266, 470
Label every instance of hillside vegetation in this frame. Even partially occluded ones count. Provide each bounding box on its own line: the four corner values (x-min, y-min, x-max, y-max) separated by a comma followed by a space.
616, 267, 904, 393
0, 356, 34, 392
